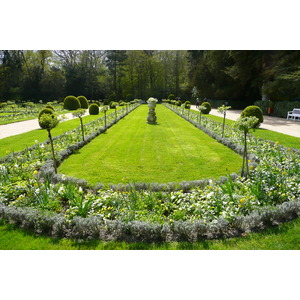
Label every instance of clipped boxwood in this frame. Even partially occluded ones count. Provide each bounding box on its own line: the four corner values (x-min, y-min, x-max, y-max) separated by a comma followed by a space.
77, 95, 88, 109
89, 103, 99, 115
241, 105, 264, 127
38, 108, 54, 119
45, 105, 54, 111
168, 94, 175, 100
201, 102, 211, 114
63, 96, 81, 110
110, 101, 117, 109
183, 101, 191, 109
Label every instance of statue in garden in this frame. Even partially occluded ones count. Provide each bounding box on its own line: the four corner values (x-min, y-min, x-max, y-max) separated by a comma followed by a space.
147, 97, 158, 124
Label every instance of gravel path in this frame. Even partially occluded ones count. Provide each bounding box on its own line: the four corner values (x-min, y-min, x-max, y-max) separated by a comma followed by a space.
191, 105, 300, 138
0, 112, 88, 140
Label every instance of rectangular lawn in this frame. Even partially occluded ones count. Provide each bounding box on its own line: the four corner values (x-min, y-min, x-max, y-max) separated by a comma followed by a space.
58, 105, 243, 185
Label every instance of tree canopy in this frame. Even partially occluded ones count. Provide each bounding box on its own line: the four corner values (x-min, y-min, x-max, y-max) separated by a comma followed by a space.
1, 50, 300, 107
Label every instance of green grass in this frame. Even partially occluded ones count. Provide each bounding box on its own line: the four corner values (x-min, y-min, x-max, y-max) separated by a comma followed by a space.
201, 112, 300, 150
58, 105, 243, 185
0, 112, 108, 157
0, 218, 299, 249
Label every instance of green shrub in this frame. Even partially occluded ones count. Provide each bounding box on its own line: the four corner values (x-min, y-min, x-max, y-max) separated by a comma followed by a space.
89, 104, 99, 115
201, 102, 211, 114
45, 105, 54, 111
168, 94, 175, 100
63, 96, 81, 110
183, 101, 191, 109
110, 101, 117, 109
77, 96, 88, 109
38, 108, 54, 119
176, 100, 182, 106
241, 105, 263, 127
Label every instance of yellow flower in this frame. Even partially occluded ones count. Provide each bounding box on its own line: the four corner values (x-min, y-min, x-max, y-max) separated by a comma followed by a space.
282, 171, 286, 175
240, 198, 245, 203
275, 141, 280, 146
249, 165, 254, 170
248, 160, 252, 163
33, 170, 38, 175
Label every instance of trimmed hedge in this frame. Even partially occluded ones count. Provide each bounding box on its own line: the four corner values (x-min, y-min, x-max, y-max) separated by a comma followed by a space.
201, 102, 211, 114
241, 105, 263, 127
89, 104, 99, 115
64, 96, 81, 110
77, 96, 88, 109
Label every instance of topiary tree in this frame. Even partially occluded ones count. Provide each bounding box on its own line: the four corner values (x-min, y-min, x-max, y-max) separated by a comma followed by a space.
72, 108, 86, 141
38, 108, 55, 119
45, 105, 54, 111
77, 96, 88, 109
234, 116, 258, 178
217, 104, 231, 137
168, 94, 175, 100
63, 96, 81, 110
241, 105, 263, 128
201, 102, 211, 114
89, 104, 99, 115
176, 100, 182, 106
198, 105, 206, 124
102, 105, 109, 130
38, 110, 59, 173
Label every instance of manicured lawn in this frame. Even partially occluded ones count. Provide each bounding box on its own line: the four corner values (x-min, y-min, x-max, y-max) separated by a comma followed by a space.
58, 105, 243, 185
1, 218, 299, 250
0, 111, 111, 157
201, 112, 300, 150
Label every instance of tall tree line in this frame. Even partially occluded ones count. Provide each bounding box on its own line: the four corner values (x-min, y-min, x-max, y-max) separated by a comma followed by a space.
187, 50, 300, 107
1, 50, 300, 105
0, 50, 189, 102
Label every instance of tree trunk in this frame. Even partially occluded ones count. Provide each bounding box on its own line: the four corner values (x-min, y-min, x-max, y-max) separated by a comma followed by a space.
48, 129, 57, 173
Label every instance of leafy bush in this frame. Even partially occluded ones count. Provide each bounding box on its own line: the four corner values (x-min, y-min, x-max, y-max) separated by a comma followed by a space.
45, 105, 54, 111
168, 94, 175, 100
176, 100, 182, 106
110, 101, 117, 109
89, 104, 99, 115
201, 102, 211, 114
38, 108, 55, 119
77, 96, 88, 109
241, 105, 263, 127
183, 101, 191, 109
63, 96, 81, 110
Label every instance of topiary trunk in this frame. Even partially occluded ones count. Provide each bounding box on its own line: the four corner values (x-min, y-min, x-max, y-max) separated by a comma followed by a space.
47, 129, 57, 173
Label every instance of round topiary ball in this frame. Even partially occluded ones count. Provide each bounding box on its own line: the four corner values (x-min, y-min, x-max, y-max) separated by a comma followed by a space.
109, 101, 117, 109
89, 103, 99, 115
241, 105, 264, 127
168, 94, 175, 100
63, 96, 81, 110
38, 108, 55, 119
38, 109, 58, 129
77, 96, 88, 109
201, 102, 211, 114
45, 105, 54, 111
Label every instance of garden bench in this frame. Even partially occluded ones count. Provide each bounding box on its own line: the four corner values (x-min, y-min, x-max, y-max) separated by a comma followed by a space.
287, 108, 300, 121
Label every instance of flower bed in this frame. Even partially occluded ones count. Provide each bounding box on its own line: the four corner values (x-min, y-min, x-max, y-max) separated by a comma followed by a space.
0, 103, 299, 242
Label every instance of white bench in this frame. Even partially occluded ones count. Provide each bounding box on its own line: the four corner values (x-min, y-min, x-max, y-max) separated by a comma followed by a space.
287, 108, 300, 121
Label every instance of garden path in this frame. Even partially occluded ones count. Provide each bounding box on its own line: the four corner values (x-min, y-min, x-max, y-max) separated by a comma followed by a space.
191, 105, 300, 138
0, 111, 89, 140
